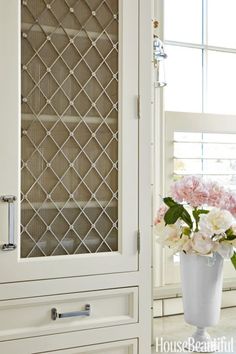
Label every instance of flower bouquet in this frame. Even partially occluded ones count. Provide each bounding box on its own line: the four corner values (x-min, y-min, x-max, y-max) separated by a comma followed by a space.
154, 176, 236, 352
155, 176, 236, 267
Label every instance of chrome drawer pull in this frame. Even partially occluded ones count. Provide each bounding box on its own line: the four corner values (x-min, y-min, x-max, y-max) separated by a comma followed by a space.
51, 304, 91, 320
1, 195, 17, 251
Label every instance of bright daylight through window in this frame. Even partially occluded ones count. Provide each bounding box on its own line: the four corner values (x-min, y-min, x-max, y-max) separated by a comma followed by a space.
164, 0, 236, 190
155, 0, 236, 288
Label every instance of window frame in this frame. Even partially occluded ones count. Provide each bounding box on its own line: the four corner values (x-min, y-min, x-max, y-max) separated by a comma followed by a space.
154, 0, 236, 290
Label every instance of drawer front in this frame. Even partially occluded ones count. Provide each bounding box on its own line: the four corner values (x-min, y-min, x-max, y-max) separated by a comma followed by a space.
39, 339, 138, 354
0, 287, 138, 340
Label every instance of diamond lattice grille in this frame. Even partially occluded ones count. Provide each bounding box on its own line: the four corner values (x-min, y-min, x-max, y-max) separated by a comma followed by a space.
21, 0, 119, 257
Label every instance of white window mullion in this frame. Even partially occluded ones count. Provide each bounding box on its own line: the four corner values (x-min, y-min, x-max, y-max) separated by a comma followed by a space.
202, 0, 207, 112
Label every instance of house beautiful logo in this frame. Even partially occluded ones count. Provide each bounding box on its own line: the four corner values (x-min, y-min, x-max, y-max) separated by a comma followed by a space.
156, 337, 234, 353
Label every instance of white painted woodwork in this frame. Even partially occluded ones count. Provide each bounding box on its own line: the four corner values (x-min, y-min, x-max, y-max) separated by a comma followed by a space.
0, 0, 139, 283
153, 290, 236, 317
153, 300, 163, 317
40, 339, 137, 354
0, 326, 139, 353
138, 0, 154, 353
0, 0, 153, 353
0, 287, 138, 341
0, 273, 139, 301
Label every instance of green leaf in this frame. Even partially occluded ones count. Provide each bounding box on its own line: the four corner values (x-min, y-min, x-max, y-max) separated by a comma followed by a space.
231, 252, 236, 270
182, 208, 193, 229
225, 228, 236, 240
164, 205, 183, 225
163, 197, 178, 208
192, 209, 209, 232
226, 228, 234, 236
192, 209, 209, 223
225, 234, 236, 241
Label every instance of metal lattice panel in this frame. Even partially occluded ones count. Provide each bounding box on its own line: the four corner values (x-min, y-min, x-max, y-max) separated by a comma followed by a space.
21, 0, 119, 257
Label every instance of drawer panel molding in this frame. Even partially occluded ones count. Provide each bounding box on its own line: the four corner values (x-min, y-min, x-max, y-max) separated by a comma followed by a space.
0, 287, 138, 341
39, 339, 138, 354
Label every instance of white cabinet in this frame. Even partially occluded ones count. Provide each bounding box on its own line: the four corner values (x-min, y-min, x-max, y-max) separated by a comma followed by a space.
0, 0, 152, 353
0, 0, 139, 283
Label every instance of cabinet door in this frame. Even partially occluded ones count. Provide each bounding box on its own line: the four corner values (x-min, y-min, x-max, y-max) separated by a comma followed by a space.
0, 0, 138, 282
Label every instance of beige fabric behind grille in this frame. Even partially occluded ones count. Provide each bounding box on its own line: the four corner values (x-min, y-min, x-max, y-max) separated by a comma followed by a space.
21, 0, 119, 257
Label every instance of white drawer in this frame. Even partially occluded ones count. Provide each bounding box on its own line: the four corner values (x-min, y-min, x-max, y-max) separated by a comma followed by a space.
0, 287, 138, 341
39, 339, 138, 354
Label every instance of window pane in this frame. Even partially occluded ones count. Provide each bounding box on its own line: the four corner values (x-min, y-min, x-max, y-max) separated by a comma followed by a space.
174, 132, 202, 142
174, 142, 202, 158
208, 0, 236, 48
173, 132, 236, 191
203, 143, 236, 159
203, 133, 236, 143
164, 46, 202, 112
206, 51, 236, 115
174, 158, 202, 174
203, 159, 236, 175
164, 0, 202, 44
174, 158, 236, 175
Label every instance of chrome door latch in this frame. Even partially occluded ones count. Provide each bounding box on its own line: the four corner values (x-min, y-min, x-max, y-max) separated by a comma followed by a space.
153, 35, 167, 64
51, 304, 91, 320
153, 35, 168, 87
1, 195, 17, 251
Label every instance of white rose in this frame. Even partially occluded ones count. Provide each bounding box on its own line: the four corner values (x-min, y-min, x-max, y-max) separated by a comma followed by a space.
182, 238, 193, 254
154, 219, 165, 235
231, 223, 236, 235
217, 242, 234, 259
166, 232, 190, 252
191, 232, 216, 255
155, 222, 188, 251
230, 238, 236, 247
199, 208, 233, 237
155, 223, 180, 244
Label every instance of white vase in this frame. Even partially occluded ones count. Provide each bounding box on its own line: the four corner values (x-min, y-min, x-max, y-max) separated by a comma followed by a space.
180, 252, 224, 352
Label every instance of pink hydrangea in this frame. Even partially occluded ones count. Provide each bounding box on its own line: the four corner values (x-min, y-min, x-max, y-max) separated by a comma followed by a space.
221, 192, 236, 217
170, 176, 236, 213
170, 176, 209, 207
206, 181, 236, 215
154, 204, 168, 225
205, 180, 226, 208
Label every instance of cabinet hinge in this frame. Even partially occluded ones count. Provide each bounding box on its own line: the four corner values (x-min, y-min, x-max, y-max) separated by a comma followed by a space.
137, 230, 140, 254
137, 95, 140, 119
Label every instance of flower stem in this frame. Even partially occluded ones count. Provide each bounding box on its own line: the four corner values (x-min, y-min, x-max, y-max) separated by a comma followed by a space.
231, 252, 236, 270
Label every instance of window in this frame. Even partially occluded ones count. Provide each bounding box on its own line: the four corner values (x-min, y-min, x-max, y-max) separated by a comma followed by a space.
174, 132, 236, 190
154, 0, 236, 289
164, 112, 236, 285
165, 113, 236, 191
164, 0, 236, 115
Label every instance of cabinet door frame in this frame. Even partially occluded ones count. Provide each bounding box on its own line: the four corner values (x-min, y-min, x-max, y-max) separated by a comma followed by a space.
0, 0, 139, 282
